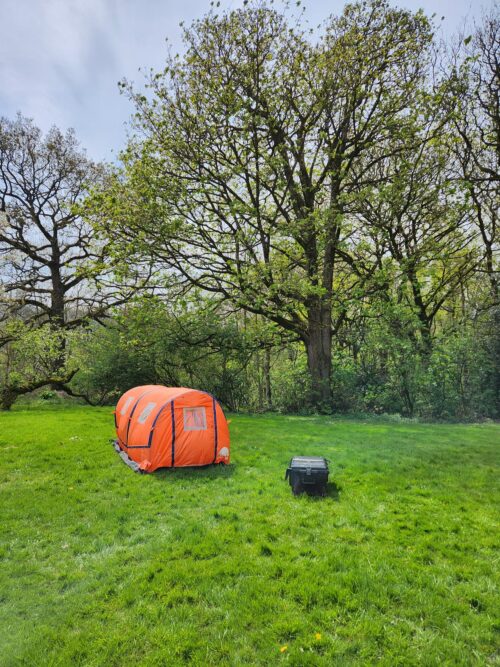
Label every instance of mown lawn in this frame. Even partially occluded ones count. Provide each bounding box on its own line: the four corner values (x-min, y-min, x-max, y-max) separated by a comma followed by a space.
0, 407, 498, 666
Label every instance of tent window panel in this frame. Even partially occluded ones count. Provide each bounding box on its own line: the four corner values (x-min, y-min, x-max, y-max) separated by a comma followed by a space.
120, 396, 134, 415
183, 407, 207, 431
137, 402, 157, 424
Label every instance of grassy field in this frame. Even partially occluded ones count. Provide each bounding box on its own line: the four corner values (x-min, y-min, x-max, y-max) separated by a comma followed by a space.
0, 407, 498, 666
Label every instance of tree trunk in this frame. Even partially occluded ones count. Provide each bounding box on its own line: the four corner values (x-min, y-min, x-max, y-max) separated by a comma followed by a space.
492, 306, 500, 417
49, 263, 67, 386
303, 179, 340, 412
0, 387, 17, 410
0, 369, 79, 411
488, 261, 500, 416
263, 347, 272, 410
407, 266, 432, 359
305, 302, 332, 411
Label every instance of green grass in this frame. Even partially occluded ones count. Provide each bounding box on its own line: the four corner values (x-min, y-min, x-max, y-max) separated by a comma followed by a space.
0, 407, 499, 666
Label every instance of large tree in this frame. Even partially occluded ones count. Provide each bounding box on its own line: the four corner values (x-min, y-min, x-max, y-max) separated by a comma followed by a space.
0, 115, 144, 332
356, 122, 478, 356
99, 0, 436, 408
0, 115, 146, 407
450, 9, 499, 406
452, 9, 499, 302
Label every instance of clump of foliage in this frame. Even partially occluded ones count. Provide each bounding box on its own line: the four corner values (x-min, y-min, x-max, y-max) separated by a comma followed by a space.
0, 322, 78, 410
70, 296, 275, 411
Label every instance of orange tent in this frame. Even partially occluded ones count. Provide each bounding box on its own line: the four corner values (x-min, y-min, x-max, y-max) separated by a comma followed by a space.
113, 385, 230, 472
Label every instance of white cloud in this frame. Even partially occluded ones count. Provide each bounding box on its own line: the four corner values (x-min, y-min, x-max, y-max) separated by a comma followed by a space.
0, 0, 482, 161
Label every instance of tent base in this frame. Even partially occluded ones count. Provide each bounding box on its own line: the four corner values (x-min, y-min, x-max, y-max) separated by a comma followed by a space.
111, 440, 230, 473
111, 439, 144, 473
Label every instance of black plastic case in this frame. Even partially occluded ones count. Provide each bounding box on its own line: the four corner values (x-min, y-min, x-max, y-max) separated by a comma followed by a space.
285, 456, 329, 496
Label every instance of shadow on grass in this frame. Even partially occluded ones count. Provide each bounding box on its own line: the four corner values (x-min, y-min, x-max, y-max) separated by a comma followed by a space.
152, 463, 235, 482
291, 481, 341, 500
307, 481, 341, 500
326, 481, 341, 500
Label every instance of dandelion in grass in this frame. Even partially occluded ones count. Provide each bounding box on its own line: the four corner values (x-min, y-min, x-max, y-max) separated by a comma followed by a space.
280, 645, 288, 653
315, 633, 322, 640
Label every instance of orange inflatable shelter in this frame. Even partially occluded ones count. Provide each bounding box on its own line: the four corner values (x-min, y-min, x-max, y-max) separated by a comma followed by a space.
113, 385, 230, 472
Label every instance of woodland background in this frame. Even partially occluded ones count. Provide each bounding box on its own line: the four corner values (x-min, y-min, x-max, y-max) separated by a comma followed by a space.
0, 0, 498, 419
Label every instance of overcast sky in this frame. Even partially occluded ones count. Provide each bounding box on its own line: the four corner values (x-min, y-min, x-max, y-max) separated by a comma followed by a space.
0, 0, 483, 162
